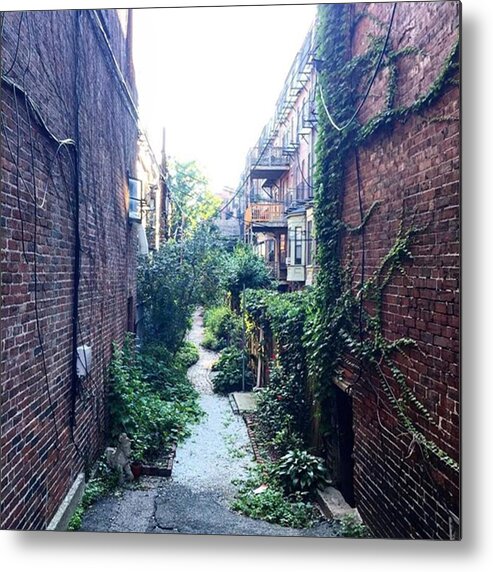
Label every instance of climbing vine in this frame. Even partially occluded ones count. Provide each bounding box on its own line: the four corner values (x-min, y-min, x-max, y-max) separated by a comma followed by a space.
305, 3, 460, 472
244, 289, 310, 456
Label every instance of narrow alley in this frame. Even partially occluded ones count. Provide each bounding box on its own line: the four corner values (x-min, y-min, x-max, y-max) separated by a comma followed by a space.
80, 310, 338, 537
1, 3, 461, 545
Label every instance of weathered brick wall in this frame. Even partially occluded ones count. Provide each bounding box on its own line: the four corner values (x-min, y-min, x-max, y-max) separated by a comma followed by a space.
1, 9, 139, 529
338, 2, 460, 539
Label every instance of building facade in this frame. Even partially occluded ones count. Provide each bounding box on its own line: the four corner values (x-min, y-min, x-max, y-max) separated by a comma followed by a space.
1, 9, 143, 529
238, 1, 460, 539
239, 23, 318, 288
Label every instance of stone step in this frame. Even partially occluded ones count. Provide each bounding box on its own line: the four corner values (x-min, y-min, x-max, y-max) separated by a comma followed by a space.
316, 486, 362, 522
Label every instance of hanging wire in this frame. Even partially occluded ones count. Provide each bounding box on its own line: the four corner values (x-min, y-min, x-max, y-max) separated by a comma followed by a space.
318, 2, 397, 133
23, 81, 62, 462
2, 12, 24, 76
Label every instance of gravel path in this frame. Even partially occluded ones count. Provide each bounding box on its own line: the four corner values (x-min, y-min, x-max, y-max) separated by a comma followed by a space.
79, 309, 338, 537
185, 308, 217, 395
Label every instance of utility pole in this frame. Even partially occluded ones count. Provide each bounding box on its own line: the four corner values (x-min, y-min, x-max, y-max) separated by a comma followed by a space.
161, 127, 169, 241
241, 283, 246, 392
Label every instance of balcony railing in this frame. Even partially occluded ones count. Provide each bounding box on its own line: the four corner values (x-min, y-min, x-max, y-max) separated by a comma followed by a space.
245, 202, 286, 226
296, 182, 313, 202
249, 146, 290, 168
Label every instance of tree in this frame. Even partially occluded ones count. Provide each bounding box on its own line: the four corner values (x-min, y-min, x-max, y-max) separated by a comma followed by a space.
167, 159, 221, 239
137, 222, 227, 352
221, 243, 273, 311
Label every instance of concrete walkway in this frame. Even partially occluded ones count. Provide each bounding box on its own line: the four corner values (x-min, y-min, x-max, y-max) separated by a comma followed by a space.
80, 309, 338, 537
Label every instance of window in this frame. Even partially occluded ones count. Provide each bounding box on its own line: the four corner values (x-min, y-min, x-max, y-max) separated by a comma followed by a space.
295, 226, 302, 265
128, 177, 143, 222
307, 220, 313, 265
280, 234, 287, 265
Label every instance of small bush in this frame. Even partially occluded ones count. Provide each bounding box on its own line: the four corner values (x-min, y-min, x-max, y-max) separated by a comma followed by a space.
211, 346, 253, 394
108, 336, 202, 461
232, 467, 319, 529
203, 305, 241, 351
176, 340, 200, 368
274, 449, 330, 496
338, 513, 371, 538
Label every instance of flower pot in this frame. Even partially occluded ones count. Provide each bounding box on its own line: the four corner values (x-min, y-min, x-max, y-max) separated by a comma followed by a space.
130, 461, 143, 479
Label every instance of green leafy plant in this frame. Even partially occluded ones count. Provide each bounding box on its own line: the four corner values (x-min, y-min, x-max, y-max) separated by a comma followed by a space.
245, 290, 311, 456
176, 340, 200, 368
211, 346, 254, 394
274, 449, 330, 496
221, 243, 273, 311
67, 459, 120, 531
108, 336, 202, 461
231, 466, 320, 529
138, 223, 227, 352
338, 513, 371, 538
202, 305, 242, 351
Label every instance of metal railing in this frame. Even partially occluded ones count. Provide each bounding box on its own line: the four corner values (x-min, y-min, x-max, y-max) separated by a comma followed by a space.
249, 146, 290, 168
245, 202, 286, 224
296, 182, 312, 202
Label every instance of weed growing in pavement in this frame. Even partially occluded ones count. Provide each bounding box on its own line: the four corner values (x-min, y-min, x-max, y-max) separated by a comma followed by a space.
67, 459, 120, 531
337, 513, 371, 538
231, 464, 321, 529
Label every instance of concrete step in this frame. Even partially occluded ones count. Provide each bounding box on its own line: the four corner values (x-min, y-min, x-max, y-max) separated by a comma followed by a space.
316, 486, 362, 522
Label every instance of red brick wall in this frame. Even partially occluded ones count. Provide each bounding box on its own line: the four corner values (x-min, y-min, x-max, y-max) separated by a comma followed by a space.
338, 2, 460, 538
1, 10, 139, 529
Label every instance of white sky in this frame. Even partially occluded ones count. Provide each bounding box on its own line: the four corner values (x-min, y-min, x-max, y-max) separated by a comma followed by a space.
132, 4, 317, 193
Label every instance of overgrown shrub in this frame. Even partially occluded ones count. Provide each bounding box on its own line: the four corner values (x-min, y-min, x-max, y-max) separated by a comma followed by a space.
108, 336, 202, 461
221, 243, 273, 311
211, 346, 254, 394
254, 368, 305, 457
244, 290, 311, 455
176, 340, 200, 368
202, 305, 241, 351
137, 224, 227, 353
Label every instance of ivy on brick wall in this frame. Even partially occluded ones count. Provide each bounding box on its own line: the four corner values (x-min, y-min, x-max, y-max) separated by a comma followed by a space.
305, 3, 459, 472
244, 289, 310, 456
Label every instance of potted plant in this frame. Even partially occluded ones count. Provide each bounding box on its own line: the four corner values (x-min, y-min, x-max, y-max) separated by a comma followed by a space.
130, 460, 143, 479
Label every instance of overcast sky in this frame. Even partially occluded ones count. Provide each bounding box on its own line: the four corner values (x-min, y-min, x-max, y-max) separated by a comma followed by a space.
132, 4, 317, 193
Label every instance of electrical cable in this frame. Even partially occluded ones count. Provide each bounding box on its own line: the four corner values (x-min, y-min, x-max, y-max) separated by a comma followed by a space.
69, 9, 83, 457
294, 148, 314, 191
2, 12, 24, 76
318, 2, 397, 133
353, 147, 366, 388
2, 75, 76, 149
88, 10, 139, 122
23, 83, 62, 463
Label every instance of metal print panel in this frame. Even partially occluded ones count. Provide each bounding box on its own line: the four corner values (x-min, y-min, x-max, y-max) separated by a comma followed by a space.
0, 1, 460, 540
